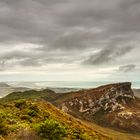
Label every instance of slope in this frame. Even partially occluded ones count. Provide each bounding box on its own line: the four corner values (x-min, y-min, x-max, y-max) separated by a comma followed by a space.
54, 82, 140, 133
0, 99, 110, 140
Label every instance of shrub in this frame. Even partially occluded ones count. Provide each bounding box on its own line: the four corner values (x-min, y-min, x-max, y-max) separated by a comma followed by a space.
15, 99, 26, 109
35, 119, 67, 140
79, 132, 95, 140
29, 104, 39, 113
0, 119, 8, 135
20, 115, 32, 122
28, 110, 38, 117
28, 104, 39, 117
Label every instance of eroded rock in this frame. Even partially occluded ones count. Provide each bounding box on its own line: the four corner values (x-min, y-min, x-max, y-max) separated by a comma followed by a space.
57, 82, 140, 132
59, 82, 134, 115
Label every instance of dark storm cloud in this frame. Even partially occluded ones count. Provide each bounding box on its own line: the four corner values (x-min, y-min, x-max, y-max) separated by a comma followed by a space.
119, 64, 136, 72
0, 0, 139, 69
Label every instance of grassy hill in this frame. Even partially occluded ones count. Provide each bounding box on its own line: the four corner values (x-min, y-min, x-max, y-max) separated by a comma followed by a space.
0, 89, 63, 103
0, 99, 110, 140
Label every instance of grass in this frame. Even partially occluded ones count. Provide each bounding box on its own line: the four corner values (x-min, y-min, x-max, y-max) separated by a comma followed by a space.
0, 99, 111, 140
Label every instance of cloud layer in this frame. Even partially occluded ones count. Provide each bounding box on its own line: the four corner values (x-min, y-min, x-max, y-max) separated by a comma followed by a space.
0, 0, 139, 81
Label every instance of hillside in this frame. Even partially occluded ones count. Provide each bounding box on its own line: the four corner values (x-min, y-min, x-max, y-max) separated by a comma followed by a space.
54, 82, 140, 133
0, 99, 110, 140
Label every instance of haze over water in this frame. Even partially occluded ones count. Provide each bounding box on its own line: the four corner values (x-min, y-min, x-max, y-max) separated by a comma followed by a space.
6, 81, 140, 89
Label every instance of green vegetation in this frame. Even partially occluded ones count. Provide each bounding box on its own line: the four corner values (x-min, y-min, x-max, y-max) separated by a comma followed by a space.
0, 89, 61, 103
34, 119, 67, 140
0, 118, 7, 135
0, 99, 110, 140
14, 99, 26, 109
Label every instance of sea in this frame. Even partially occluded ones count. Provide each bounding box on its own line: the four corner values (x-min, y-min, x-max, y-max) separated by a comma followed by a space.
7, 81, 140, 89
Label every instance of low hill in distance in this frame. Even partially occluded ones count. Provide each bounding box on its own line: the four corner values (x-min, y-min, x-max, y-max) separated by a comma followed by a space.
0, 82, 11, 88
0, 89, 60, 103
0, 82, 30, 98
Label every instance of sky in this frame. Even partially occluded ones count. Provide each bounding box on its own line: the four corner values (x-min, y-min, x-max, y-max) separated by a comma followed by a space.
0, 0, 140, 81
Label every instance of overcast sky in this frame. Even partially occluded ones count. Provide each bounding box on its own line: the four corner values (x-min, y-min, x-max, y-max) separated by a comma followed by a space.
0, 0, 139, 81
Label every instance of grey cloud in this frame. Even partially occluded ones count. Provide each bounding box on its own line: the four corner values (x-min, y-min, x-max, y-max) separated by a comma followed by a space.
82, 45, 134, 65
0, 60, 5, 71
19, 58, 42, 67
0, 0, 139, 47
52, 30, 98, 50
0, 0, 139, 70
119, 64, 136, 72
0, 49, 77, 69
0, 49, 45, 69
0, 51, 31, 60
119, 0, 140, 9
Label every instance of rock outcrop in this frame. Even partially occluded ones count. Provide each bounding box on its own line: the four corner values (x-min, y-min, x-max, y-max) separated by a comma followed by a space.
56, 82, 140, 132
60, 82, 134, 115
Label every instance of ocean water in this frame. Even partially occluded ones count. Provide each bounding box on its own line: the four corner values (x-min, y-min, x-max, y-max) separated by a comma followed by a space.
7, 81, 140, 89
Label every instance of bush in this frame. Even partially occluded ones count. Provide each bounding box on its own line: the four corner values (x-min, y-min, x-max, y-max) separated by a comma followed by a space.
28, 110, 38, 117
0, 120, 8, 135
28, 104, 39, 117
79, 132, 95, 140
35, 119, 67, 140
20, 115, 32, 122
29, 104, 39, 112
15, 100, 26, 109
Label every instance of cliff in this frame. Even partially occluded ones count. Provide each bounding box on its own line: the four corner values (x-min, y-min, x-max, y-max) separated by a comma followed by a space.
56, 82, 140, 132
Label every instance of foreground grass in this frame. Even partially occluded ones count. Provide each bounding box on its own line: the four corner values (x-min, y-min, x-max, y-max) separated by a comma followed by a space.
0, 99, 111, 140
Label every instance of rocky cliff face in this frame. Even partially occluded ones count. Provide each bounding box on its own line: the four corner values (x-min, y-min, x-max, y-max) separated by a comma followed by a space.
57, 82, 140, 132
60, 82, 134, 115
